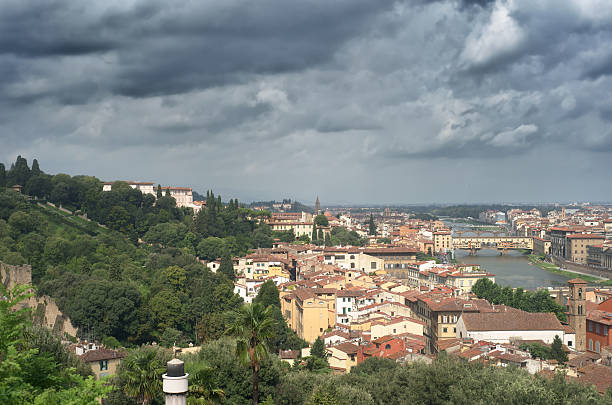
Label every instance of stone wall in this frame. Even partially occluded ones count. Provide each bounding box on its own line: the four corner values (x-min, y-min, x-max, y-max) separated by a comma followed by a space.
1, 261, 78, 339
551, 256, 612, 279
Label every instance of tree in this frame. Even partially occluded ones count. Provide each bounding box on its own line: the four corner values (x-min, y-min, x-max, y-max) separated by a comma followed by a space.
312, 224, 318, 243
368, 214, 376, 236
551, 335, 568, 364
218, 254, 235, 281
120, 347, 167, 405
311, 337, 327, 361
156, 185, 163, 199
31, 159, 42, 177
186, 362, 225, 405
226, 303, 277, 405
165, 188, 171, 197
314, 215, 329, 227
0, 163, 5, 188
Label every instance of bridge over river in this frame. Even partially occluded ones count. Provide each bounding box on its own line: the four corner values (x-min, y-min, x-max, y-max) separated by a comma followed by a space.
453, 236, 533, 255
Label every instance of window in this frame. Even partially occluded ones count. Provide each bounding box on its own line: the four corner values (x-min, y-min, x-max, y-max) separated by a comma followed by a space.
589, 339, 593, 351
99, 360, 108, 371
589, 321, 593, 332
605, 326, 609, 336
596, 324, 600, 334
385, 344, 391, 350
350, 255, 355, 259
578, 305, 583, 315
371, 262, 377, 270
596, 341, 601, 353
443, 327, 448, 333
568, 341, 572, 347
351, 263, 355, 269
453, 328, 456, 333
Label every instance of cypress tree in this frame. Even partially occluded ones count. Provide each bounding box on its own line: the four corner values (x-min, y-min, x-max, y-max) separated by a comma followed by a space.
551, 335, 568, 364
311, 337, 327, 360
369, 214, 377, 236
157, 184, 163, 198
0, 163, 5, 188
165, 188, 171, 197
219, 254, 235, 281
31, 159, 41, 176
312, 224, 318, 243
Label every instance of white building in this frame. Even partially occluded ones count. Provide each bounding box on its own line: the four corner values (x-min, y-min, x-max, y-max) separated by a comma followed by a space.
102, 181, 155, 195
102, 181, 195, 209
456, 311, 575, 349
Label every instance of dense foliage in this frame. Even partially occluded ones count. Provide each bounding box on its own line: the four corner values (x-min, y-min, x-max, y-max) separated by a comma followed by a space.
0, 157, 319, 348
0, 283, 109, 404
472, 278, 567, 322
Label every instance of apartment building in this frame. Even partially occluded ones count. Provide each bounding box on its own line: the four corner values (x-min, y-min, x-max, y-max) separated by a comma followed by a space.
565, 234, 605, 264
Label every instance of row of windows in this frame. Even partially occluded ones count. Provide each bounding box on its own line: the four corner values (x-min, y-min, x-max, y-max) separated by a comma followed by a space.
588, 321, 609, 336
589, 339, 601, 352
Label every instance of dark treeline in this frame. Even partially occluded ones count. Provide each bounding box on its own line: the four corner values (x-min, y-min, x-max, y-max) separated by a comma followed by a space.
472, 278, 567, 322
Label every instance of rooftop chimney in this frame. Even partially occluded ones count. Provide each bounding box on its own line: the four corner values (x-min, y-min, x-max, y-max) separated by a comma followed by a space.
163, 358, 189, 405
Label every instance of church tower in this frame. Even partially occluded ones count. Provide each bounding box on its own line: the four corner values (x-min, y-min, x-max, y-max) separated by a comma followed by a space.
567, 278, 587, 351
315, 196, 320, 215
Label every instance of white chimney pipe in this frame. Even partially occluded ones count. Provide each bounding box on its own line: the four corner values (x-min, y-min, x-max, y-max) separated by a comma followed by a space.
163, 358, 189, 405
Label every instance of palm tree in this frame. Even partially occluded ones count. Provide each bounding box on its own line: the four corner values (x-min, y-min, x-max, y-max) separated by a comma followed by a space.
226, 303, 277, 404
121, 347, 166, 405
187, 362, 225, 405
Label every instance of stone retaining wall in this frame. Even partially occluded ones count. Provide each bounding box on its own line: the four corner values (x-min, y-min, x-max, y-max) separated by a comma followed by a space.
551, 256, 612, 279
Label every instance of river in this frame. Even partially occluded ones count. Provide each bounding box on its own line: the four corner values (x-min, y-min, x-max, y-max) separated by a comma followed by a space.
455, 249, 570, 290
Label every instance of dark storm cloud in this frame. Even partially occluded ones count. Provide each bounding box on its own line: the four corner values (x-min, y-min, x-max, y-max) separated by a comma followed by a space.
0, 0, 394, 99
1, 0, 612, 203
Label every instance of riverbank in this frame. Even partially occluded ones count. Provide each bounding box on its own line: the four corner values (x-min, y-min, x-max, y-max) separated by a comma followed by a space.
527, 255, 612, 286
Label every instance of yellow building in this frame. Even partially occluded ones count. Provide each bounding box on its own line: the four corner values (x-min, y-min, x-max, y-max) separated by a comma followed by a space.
80, 348, 125, 380
327, 342, 359, 373
433, 231, 452, 253
370, 317, 424, 340
566, 234, 605, 264
281, 288, 336, 342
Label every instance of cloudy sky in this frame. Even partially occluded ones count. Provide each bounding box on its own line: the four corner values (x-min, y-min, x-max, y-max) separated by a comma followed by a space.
2, 0, 612, 205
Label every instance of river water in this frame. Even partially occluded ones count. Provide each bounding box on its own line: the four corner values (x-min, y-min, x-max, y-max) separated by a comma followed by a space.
443, 219, 570, 290
455, 249, 570, 290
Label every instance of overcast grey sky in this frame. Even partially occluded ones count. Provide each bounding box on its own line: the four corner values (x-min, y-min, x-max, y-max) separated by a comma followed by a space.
1, 0, 612, 204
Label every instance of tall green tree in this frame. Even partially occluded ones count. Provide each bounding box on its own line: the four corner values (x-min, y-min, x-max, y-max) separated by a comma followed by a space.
218, 254, 235, 281
226, 303, 277, 405
0, 163, 6, 188
551, 335, 568, 364
156, 185, 163, 199
368, 214, 376, 236
314, 215, 328, 227
31, 159, 42, 177
311, 337, 326, 360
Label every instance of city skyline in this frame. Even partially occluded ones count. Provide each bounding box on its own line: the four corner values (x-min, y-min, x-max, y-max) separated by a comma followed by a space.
2, 0, 612, 204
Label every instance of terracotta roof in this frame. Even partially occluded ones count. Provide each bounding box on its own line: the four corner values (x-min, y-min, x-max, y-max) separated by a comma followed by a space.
566, 234, 604, 239
568, 278, 587, 284
587, 310, 612, 325
577, 364, 612, 394
461, 312, 563, 331
81, 348, 126, 362
332, 342, 359, 355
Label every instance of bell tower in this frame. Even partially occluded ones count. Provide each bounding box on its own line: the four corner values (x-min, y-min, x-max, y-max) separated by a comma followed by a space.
315, 196, 320, 215
567, 278, 587, 351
